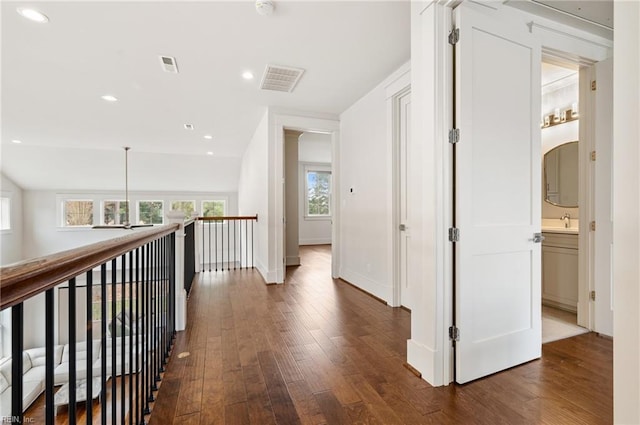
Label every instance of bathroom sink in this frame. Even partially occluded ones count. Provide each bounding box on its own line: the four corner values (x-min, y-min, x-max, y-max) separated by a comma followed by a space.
541, 218, 579, 234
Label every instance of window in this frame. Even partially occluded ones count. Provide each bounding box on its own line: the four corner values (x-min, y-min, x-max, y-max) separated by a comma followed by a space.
103, 200, 129, 225
0, 197, 10, 230
64, 200, 94, 226
201, 200, 225, 217
305, 168, 331, 217
138, 201, 164, 225
171, 201, 196, 219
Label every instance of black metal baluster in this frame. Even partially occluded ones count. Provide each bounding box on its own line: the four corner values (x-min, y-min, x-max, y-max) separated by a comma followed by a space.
161, 237, 166, 371
69, 277, 77, 424
45, 289, 54, 425
251, 219, 254, 268
245, 220, 248, 269
129, 251, 134, 425
170, 232, 176, 339
120, 255, 126, 424
155, 239, 161, 386
11, 303, 23, 424
135, 247, 141, 425
143, 243, 151, 416
227, 219, 230, 271
101, 264, 107, 425
111, 259, 117, 424
202, 219, 205, 272
208, 220, 212, 272
86, 271, 93, 425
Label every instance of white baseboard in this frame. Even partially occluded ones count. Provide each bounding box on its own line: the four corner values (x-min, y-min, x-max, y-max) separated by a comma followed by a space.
299, 238, 332, 245
286, 256, 301, 266
407, 339, 444, 387
339, 267, 392, 303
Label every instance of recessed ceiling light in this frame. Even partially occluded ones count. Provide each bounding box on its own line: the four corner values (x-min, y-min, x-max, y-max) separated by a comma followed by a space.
11, 140, 22, 144
204, 135, 213, 140
206, 151, 214, 156
101, 95, 118, 102
184, 124, 194, 130
17, 8, 49, 23
242, 71, 255, 80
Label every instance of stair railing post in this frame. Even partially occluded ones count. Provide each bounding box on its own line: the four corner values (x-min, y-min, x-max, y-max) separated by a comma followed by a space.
166, 210, 187, 331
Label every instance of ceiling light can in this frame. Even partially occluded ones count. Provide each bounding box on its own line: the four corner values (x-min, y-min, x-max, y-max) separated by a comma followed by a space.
17, 8, 49, 23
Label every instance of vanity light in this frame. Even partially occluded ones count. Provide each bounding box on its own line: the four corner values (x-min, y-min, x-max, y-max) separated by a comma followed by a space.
11, 139, 22, 144
17, 8, 49, 23
572, 102, 579, 117
553, 108, 560, 123
101, 95, 118, 102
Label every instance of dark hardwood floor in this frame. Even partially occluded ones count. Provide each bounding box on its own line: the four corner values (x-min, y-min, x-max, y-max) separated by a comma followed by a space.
146, 244, 612, 425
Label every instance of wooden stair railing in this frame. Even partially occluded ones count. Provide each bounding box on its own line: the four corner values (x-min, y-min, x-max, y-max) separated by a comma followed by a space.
0, 223, 180, 425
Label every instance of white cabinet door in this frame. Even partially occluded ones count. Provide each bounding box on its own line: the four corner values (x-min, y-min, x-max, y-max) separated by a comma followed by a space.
454, 3, 542, 384
594, 58, 614, 337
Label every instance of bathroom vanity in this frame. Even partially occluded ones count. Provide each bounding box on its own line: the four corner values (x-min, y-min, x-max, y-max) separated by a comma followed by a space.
541, 221, 578, 312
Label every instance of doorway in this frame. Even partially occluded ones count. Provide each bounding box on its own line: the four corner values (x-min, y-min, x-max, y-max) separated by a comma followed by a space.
284, 129, 334, 278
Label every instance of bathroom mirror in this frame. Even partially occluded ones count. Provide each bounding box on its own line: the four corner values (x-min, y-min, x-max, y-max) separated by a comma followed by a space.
544, 141, 578, 207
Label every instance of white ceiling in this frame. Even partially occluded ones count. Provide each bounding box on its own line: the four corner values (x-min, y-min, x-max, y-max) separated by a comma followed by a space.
1, 1, 410, 191
541, 62, 577, 86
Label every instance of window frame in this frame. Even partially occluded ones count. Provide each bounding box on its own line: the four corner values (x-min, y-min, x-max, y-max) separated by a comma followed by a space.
136, 200, 165, 225
102, 200, 130, 226
201, 199, 227, 218
0, 195, 11, 232
170, 200, 196, 220
303, 164, 332, 220
61, 199, 95, 227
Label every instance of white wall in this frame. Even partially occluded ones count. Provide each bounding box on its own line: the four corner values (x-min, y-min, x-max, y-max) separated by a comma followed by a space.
339, 70, 398, 301
298, 132, 332, 245
613, 1, 640, 422
238, 110, 270, 281
1, 173, 24, 265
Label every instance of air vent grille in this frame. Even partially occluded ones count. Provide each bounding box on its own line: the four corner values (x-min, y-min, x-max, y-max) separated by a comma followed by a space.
260, 64, 305, 92
160, 56, 178, 73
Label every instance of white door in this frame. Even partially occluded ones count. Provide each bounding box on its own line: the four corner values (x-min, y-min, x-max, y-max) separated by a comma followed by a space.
454, 3, 542, 384
398, 92, 414, 309
593, 58, 613, 336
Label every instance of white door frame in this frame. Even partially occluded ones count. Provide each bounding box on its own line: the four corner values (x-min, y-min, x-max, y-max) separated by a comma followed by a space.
388, 70, 412, 308
273, 112, 341, 282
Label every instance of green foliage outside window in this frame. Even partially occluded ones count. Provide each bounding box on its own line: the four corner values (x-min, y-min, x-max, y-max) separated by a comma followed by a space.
171, 201, 195, 219
138, 201, 164, 225
202, 200, 225, 217
104, 200, 129, 225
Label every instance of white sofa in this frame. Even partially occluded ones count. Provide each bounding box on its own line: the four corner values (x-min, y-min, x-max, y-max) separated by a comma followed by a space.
0, 336, 143, 416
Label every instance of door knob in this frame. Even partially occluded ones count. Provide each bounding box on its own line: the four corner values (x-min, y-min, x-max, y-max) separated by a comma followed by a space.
532, 232, 545, 243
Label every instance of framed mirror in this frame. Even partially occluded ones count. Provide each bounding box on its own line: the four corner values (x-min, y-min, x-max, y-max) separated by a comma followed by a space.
544, 141, 578, 207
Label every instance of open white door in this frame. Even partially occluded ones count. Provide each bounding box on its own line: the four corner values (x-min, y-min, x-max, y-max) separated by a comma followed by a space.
454, 3, 542, 384
593, 58, 613, 337
398, 92, 415, 310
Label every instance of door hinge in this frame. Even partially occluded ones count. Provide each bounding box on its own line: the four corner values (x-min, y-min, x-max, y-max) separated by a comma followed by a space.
590, 221, 596, 231
591, 150, 596, 161
449, 326, 460, 341
449, 128, 460, 144
449, 28, 459, 45
448, 227, 460, 242
591, 80, 597, 91
590, 290, 596, 301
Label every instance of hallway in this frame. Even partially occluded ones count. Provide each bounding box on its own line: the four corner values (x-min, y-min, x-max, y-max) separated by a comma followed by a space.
150, 245, 612, 424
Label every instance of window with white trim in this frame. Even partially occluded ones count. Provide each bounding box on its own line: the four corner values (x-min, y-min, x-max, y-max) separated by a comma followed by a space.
201, 200, 226, 217
0, 197, 10, 230
103, 200, 130, 225
171, 201, 196, 219
63, 200, 94, 226
138, 200, 164, 225
305, 167, 331, 217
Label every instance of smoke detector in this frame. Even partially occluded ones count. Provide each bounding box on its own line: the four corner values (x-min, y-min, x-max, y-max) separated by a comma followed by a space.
256, 0, 274, 16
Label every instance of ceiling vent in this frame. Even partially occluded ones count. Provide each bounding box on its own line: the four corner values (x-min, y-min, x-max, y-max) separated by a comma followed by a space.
259, 65, 305, 93
160, 56, 179, 73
